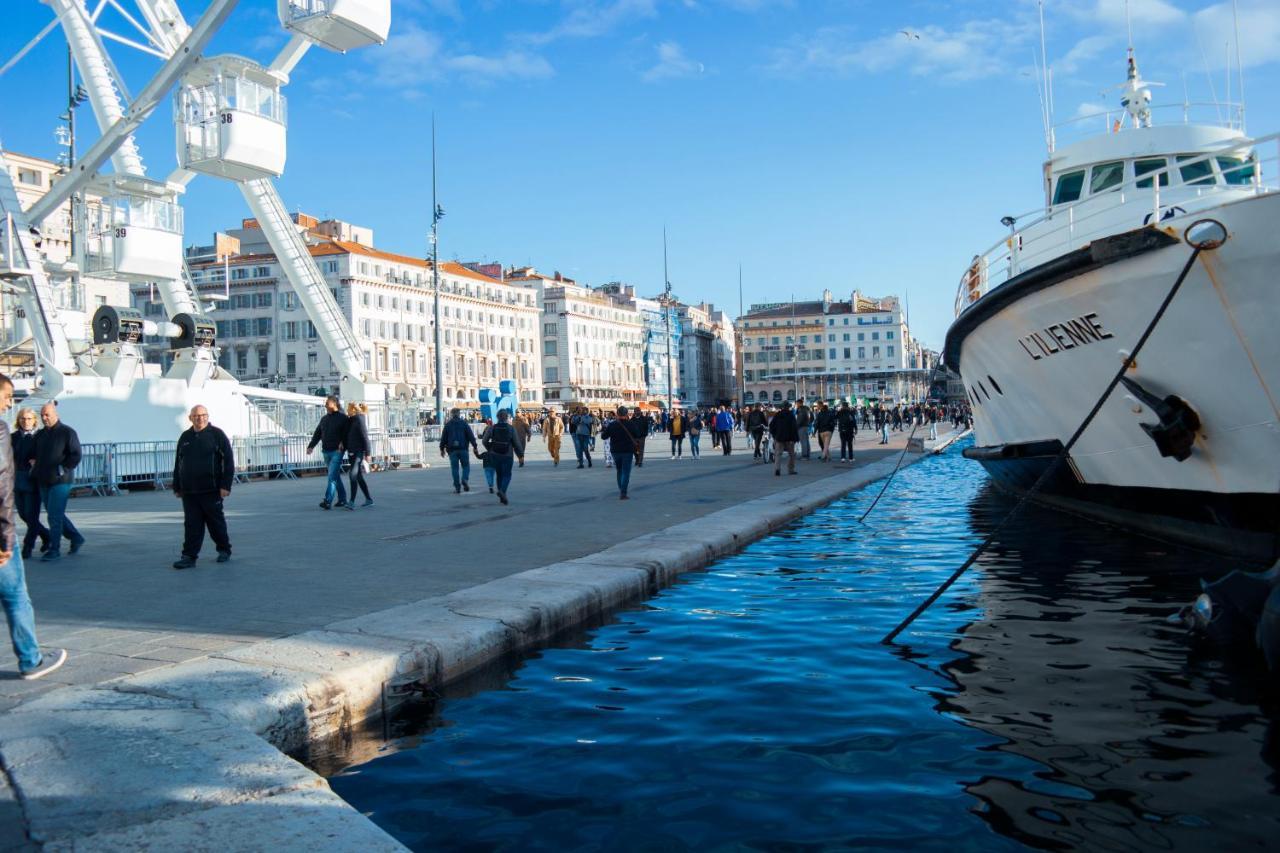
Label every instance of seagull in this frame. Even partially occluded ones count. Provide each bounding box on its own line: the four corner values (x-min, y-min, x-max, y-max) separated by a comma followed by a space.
899, 29, 921, 40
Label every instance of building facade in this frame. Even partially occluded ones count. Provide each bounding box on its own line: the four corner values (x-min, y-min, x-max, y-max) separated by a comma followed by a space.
134, 214, 542, 406
508, 268, 646, 408
677, 302, 736, 406
738, 290, 928, 405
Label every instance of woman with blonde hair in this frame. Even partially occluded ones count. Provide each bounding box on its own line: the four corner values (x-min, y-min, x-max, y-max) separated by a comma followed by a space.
344, 402, 373, 509
10, 407, 50, 558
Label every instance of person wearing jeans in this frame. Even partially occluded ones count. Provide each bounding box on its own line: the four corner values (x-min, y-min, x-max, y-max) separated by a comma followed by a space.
0, 375, 66, 679
30, 403, 85, 560
602, 405, 643, 499
307, 396, 349, 509
439, 408, 478, 494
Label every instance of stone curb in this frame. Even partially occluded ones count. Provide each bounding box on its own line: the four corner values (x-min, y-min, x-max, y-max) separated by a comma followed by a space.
0, 437, 954, 849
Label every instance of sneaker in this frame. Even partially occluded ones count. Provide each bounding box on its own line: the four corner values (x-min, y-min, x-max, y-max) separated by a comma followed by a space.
20, 648, 67, 680
362, 499, 374, 507
334, 500, 348, 508
587, 459, 593, 468
41, 550, 61, 562
461, 483, 469, 492
319, 501, 331, 510
577, 463, 584, 469
69, 537, 85, 555
216, 551, 231, 563
172, 556, 197, 570
345, 502, 356, 510
497, 491, 508, 505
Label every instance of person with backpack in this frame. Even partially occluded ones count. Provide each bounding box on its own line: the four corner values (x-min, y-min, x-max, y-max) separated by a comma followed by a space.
439, 408, 479, 494
480, 409, 523, 505
602, 405, 643, 500
570, 408, 596, 469
768, 400, 800, 476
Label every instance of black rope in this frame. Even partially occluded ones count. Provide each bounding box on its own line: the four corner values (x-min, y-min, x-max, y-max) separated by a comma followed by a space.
881, 245, 1204, 646
856, 362, 950, 526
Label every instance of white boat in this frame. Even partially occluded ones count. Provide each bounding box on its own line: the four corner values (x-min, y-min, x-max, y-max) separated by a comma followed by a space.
943, 51, 1280, 562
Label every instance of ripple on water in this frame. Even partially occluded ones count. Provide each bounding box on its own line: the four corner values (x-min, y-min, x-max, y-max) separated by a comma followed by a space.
328, 440, 1279, 852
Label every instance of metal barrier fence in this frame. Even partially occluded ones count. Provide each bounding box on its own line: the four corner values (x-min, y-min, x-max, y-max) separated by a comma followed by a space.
70, 430, 432, 495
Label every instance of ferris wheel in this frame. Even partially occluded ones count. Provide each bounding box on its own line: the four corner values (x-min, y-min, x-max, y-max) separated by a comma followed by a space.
0, 1, 390, 420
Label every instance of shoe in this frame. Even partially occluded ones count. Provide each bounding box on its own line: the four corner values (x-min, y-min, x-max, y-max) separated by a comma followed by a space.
489, 486, 494, 493
461, 484, 469, 493
216, 551, 231, 563
497, 491, 508, 505
39, 539, 52, 554
455, 486, 461, 494
775, 470, 780, 476
69, 537, 85, 555
362, 499, 374, 507
20, 648, 67, 680
588, 459, 593, 468
41, 551, 61, 562
334, 500, 348, 508
577, 463, 584, 469
319, 501, 331, 510
20, 547, 31, 560
172, 556, 196, 570
518, 459, 524, 467
620, 494, 629, 500
790, 471, 798, 475
345, 502, 356, 510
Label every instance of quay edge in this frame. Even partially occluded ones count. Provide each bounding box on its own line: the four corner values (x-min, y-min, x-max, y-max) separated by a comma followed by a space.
0, 432, 961, 850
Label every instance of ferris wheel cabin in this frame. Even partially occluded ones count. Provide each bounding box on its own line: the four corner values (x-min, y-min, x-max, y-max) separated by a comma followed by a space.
277, 0, 390, 53
175, 56, 287, 182
82, 176, 183, 282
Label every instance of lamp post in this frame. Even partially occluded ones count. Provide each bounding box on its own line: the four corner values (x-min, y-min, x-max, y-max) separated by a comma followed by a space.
430, 116, 445, 426
661, 228, 675, 413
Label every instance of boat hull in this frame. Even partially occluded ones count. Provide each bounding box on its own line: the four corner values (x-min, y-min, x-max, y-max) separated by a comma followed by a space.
946, 191, 1280, 562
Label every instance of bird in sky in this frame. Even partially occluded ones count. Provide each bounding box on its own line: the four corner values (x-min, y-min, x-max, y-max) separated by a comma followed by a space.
899, 29, 921, 40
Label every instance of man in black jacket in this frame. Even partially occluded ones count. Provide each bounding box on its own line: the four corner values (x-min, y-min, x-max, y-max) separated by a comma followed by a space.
171, 405, 235, 570
746, 404, 768, 461
30, 403, 85, 561
768, 401, 800, 476
307, 396, 349, 509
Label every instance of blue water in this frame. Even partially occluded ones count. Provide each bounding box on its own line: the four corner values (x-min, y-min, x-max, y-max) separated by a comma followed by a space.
328, 442, 1279, 851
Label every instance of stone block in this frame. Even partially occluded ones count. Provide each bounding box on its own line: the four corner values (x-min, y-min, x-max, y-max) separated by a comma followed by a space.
42, 788, 405, 853
441, 576, 602, 651
509, 562, 650, 612
0, 705, 323, 843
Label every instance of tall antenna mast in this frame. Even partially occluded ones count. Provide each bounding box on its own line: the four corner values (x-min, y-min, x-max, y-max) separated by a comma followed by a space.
1125, 0, 1134, 51
738, 263, 745, 406
1038, 0, 1054, 153
1233, 0, 1246, 131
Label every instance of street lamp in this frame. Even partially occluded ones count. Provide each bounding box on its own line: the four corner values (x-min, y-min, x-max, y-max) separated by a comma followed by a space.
430, 115, 446, 426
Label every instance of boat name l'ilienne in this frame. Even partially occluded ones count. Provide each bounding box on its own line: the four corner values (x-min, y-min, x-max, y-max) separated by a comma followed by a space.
1017, 312, 1113, 360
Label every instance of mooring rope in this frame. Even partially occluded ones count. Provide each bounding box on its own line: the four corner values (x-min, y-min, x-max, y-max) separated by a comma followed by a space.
882, 243, 1207, 645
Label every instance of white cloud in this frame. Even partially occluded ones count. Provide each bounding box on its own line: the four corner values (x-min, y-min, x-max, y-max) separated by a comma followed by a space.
365, 23, 553, 90
1057, 34, 1115, 74
642, 41, 704, 81
521, 0, 659, 46
1191, 1, 1280, 69
1073, 100, 1111, 119
1066, 0, 1186, 28
767, 19, 1033, 83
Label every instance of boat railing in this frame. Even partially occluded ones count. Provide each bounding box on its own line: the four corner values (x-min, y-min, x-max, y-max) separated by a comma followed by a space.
954, 130, 1280, 317
1051, 101, 1246, 147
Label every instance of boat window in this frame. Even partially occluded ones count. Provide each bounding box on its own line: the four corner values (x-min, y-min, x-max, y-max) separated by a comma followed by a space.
1217, 155, 1256, 186
1088, 161, 1125, 194
1052, 170, 1085, 204
1176, 155, 1216, 186
1134, 158, 1170, 189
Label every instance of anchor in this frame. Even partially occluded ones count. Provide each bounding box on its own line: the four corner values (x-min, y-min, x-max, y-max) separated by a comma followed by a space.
1119, 375, 1200, 461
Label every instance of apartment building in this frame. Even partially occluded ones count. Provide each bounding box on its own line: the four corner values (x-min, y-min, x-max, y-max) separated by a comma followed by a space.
677, 302, 736, 406
133, 214, 542, 405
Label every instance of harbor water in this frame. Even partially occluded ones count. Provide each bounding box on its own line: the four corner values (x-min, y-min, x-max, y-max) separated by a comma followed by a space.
325, 440, 1279, 851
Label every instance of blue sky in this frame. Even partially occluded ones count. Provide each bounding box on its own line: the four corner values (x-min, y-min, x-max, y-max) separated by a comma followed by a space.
1, 0, 1277, 348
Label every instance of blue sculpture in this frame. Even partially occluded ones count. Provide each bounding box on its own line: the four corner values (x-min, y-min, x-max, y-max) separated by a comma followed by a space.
479, 379, 519, 422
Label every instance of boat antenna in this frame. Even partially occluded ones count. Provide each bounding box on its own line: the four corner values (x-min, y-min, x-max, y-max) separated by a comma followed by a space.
1031, 48, 1051, 154
1233, 0, 1246, 132
1125, 0, 1134, 52
1038, 0, 1054, 152
1194, 22, 1224, 124
1224, 41, 1231, 125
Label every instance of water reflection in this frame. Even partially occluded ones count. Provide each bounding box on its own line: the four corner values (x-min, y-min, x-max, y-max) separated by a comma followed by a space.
932, 484, 1280, 849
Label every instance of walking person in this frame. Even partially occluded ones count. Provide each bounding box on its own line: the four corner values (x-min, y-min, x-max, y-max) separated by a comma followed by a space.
795, 398, 813, 460
633, 409, 652, 467
746, 404, 767, 462
171, 405, 234, 570
511, 411, 532, 468
669, 408, 686, 459
928, 405, 939, 441
480, 410, 523, 505
571, 408, 595, 469
601, 405, 642, 499
688, 411, 703, 459
836, 402, 857, 463
30, 403, 85, 561
0, 375, 66, 679
714, 405, 735, 455
542, 410, 564, 466
10, 409, 49, 559
813, 401, 836, 463
307, 396, 349, 509
769, 400, 800, 476
877, 407, 890, 444
439, 408, 479, 494
345, 403, 373, 508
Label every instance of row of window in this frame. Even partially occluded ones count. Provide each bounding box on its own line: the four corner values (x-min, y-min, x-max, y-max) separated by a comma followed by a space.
1052, 153, 1257, 205
746, 330, 894, 347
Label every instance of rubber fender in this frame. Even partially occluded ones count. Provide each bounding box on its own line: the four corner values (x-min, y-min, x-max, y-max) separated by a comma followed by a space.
1199, 569, 1272, 647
